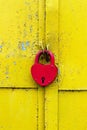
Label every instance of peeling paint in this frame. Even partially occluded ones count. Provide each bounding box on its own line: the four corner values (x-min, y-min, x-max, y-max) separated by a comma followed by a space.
21, 43, 26, 50
0, 45, 2, 52
18, 41, 30, 51
13, 61, 16, 65
26, 41, 30, 46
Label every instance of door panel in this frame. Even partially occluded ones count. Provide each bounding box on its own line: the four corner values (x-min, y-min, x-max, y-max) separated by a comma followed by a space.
59, 91, 87, 130
0, 0, 39, 88
59, 0, 87, 130
0, 0, 59, 130
59, 0, 87, 90
45, 0, 58, 130
0, 89, 37, 130
0, 0, 45, 130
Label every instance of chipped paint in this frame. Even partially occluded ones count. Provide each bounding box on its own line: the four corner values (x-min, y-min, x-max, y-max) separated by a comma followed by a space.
0, 45, 2, 48
0, 0, 58, 130
26, 41, 30, 46
0, 0, 39, 87
13, 61, 16, 65
0, 45, 2, 52
18, 41, 30, 51
21, 42, 26, 50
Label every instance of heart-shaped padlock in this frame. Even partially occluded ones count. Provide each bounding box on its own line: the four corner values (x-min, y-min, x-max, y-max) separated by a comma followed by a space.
31, 50, 58, 87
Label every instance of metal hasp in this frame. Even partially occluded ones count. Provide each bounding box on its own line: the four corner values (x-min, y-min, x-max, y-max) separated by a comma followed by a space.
31, 50, 58, 87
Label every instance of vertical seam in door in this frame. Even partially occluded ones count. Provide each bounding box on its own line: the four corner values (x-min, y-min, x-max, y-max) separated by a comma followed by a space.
37, 0, 46, 129
37, 0, 39, 129
58, 0, 60, 129
44, 0, 46, 129
37, 86, 39, 130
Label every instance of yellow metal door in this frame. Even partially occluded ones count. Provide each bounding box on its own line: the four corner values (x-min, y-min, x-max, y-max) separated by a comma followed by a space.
0, 0, 58, 130
0, 0, 44, 130
59, 0, 87, 130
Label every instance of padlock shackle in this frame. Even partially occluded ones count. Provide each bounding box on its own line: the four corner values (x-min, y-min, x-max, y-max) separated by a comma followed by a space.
35, 50, 55, 65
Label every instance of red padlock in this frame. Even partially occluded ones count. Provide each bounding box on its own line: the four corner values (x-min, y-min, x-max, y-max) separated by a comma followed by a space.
31, 50, 58, 87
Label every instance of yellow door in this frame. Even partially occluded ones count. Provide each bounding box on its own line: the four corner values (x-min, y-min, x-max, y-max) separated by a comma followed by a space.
0, 0, 58, 130
2, 0, 87, 130
59, 0, 87, 130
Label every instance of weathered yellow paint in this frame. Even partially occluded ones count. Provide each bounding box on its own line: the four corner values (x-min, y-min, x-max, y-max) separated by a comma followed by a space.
0, 0, 38, 88
59, 0, 87, 90
2, 0, 87, 130
59, 0, 87, 130
0, 0, 45, 130
0, 0, 59, 130
45, 0, 58, 130
38, 87, 45, 130
0, 89, 37, 130
38, 1, 46, 130
59, 91, 87, 130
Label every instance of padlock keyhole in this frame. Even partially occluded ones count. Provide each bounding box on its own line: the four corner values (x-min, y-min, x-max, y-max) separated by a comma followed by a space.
41, 77, 45, 84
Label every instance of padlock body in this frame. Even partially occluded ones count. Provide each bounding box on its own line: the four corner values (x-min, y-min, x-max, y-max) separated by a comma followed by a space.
31, 63, 58, 87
